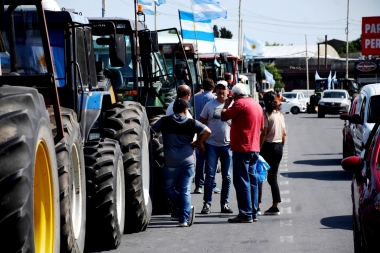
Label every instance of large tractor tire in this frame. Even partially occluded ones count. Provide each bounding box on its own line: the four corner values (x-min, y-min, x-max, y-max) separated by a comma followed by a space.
84, 139, 125, 251
149, 115, 172, 215
50, 107, 86, 253
103, 101, 152, 233
0, 86, 60, 253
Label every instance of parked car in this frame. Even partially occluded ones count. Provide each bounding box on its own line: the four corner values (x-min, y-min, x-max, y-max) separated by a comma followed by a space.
350, 83, 380, 156
280, 97, 305, 114
282, 91, 309, 108
341, 117, 380, 253
317, 89, 351, 118
340, 97, 359, 158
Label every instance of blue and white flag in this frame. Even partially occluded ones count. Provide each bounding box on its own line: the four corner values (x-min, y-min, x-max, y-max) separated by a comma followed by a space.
327, 71, 332, 89
264, 68, 275, 85
191, 0, 227, 22
179, 10, 214, 42
154, 0, 166, 6
138, 0, 155, 15
242, 35, 264, 57
315, 70, 322, 81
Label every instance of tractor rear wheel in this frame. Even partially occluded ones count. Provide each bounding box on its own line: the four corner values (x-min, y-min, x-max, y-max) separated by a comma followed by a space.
0, 86, 60, 253
103, 101, 152, 233
84, 139, 125, 251
50, 107, 86, 253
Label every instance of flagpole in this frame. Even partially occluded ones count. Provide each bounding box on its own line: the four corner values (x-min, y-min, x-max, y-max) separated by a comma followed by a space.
190, 1, 199, 56
238, 0, 241, 58
305, 34, 309, 97
154, 3, 157, 30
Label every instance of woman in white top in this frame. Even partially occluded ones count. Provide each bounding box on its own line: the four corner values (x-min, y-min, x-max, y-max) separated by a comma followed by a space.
258, 91, 287, 215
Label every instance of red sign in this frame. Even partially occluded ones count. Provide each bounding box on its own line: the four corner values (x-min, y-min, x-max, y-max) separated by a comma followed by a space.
362, 16, 380, 55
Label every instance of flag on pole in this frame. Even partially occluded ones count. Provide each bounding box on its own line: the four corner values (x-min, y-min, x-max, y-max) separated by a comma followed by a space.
327, 71, 332, 89
315, 70, 322, 81
264, 68, 275, 85
154, 0, 166, 6
191, 0, 227, 22
179, 10, 214, 42
138, 0, 155, 15
242, 35, 264, 57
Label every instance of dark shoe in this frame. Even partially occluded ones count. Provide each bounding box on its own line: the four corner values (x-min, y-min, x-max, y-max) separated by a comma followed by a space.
170, 209, 179, 221
188, 206, 195, 226
194, 187, 202, 194
228, 216, 253, 223
221, 204, 233, 213
213, 187, 221, 194
264, 206, 280, 215
257, 208, 262, 216
201, 203, 211, 214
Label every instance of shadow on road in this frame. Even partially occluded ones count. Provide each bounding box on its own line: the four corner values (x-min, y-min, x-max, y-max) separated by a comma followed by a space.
294, 158, 342, 166
303, 153, 342, 156
320, 215, 352, 230
148, 214, 235, 228
281, 170, 352, 181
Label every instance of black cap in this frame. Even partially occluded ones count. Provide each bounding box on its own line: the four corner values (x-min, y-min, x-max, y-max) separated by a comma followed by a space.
173, 98, 191, 113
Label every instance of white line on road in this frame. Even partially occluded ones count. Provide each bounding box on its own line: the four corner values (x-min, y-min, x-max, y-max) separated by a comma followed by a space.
280, 181, 289, 185
280, 168, 288, 172
282, 198, 291, 203
280, 236, 294, 243
280, 220, 293, 226
280, 207, 292, 214
280, 190, 290, 194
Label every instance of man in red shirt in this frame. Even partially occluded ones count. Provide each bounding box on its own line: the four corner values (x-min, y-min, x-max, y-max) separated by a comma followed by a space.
221, 83, 264, 223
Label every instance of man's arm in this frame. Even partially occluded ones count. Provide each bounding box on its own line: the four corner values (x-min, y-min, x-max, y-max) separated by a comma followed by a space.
199, 117, 207, 124
193, 127, 211, 154
221, 96, 233, 121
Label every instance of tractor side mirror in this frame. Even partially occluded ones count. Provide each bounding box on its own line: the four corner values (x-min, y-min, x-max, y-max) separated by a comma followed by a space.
110, 34, 126, 67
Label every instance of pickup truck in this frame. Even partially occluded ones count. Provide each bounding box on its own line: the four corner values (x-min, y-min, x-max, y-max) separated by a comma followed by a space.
282, 91, 309, 112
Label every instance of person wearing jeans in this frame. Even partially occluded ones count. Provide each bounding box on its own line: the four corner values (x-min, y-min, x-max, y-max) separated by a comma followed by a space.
151, 98, 211, 226
259, 91, 287, 216
221, 83, 264, 223
199, 80, 233, 214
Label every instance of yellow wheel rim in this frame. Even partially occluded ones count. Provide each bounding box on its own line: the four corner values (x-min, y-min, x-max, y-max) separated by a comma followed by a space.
34, 140, 55, 253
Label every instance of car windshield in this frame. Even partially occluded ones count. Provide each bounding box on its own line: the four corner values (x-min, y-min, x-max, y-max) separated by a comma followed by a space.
323, 92, 346, 98
368, 95, 380, 123
283, 93, 297, 99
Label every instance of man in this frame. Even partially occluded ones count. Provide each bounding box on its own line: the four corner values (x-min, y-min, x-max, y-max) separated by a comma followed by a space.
193, 78, 217, 194
166, 84, 192, 117
151, 98, 211, 227
221, 83, 264, 223
200, 80, 233, 214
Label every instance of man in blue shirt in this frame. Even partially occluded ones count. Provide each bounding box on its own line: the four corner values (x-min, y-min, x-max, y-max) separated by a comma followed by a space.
151, 98, 211, 227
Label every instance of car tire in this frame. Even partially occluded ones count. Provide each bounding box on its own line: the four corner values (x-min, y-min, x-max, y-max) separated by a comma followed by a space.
290, 106, 300, 115
343, 139, 350, 158
352, 210, 363, 253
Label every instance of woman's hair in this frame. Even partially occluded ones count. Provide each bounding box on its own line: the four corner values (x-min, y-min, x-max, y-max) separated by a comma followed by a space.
264, 91, 281, 114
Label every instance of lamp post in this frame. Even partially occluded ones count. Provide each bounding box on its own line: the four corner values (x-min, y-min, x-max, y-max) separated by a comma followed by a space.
345, 0, 350, 79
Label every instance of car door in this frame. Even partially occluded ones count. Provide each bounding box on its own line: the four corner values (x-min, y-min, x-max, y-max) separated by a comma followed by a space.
354, 95, 366, 156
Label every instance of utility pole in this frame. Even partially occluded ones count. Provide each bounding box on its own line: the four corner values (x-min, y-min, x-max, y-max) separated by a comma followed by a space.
325, 35, 327, 69
238, 0, 242, 58
306, 35, 309, 97
102, 0, 105, 17
154, 4, 157, 30
345, 0, 350, 79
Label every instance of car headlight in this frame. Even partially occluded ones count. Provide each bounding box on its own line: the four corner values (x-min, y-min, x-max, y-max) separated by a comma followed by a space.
341, 101, 349, 106
319, 101, 324, 105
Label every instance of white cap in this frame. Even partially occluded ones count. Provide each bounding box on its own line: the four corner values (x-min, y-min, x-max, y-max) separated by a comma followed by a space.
232, 83, 248, 96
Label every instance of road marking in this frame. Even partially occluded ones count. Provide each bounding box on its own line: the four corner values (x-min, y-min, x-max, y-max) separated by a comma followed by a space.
280, 168, 288, 172
280, 220, 293, 226
280, 181, 289, 185
282, 160, 288, 163
280, 207, 292, 213
282, 198, 291, 203
280, 164, 287, 167
280, 236, 293, 243
280, 190, 290, 194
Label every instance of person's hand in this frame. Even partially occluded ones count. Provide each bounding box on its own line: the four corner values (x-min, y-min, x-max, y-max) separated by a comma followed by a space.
197, 142, 205, 154
190, 141, 198, 150
224, 95, 233, 108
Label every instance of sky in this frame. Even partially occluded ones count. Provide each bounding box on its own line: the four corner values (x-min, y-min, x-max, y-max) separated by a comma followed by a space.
54, 0, 380, 46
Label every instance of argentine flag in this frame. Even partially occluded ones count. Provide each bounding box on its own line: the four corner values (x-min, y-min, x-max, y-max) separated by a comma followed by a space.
154, 0, 166, 6
264, 68, 275, 85
179, 10, 214, 42
191, 0, 227, 22
243, 35, 264, 57
138, 0, 155, 15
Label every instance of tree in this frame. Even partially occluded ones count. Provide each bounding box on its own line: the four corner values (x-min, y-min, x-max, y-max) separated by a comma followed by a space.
213, 25, 219, 38
337, 35, 362, 54
219, 27, 232, 39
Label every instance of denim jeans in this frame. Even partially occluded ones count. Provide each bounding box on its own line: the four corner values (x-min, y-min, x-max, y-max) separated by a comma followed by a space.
162, 164, 194, 224
195, 148, 217, 189
259, 142, 283, 204
232, 151, 259, 220
203, 144, 232, 206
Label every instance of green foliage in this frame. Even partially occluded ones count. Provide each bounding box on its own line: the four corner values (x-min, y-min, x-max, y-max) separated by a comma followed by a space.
168, 29, 181, 35
213, 25, 219, 38
219, 27, 233, 39
254, 62, 285, 90
338, 35, 362, 54
265, 41, 283, 46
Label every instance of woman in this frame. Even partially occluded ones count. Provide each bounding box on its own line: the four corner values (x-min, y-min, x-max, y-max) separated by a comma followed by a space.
258, 91, 287, 215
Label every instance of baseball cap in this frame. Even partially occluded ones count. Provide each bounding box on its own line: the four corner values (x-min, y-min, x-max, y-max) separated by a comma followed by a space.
216, 80, 228, 87
173, 98, 191, 113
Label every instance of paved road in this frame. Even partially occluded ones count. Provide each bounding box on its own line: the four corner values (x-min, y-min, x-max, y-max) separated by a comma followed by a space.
96, 113, 354, 253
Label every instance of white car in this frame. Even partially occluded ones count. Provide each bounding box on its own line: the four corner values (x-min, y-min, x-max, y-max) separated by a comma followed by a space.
317, 89, 351, 118
282, 91, 309, 108
280, 97, 306, 114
